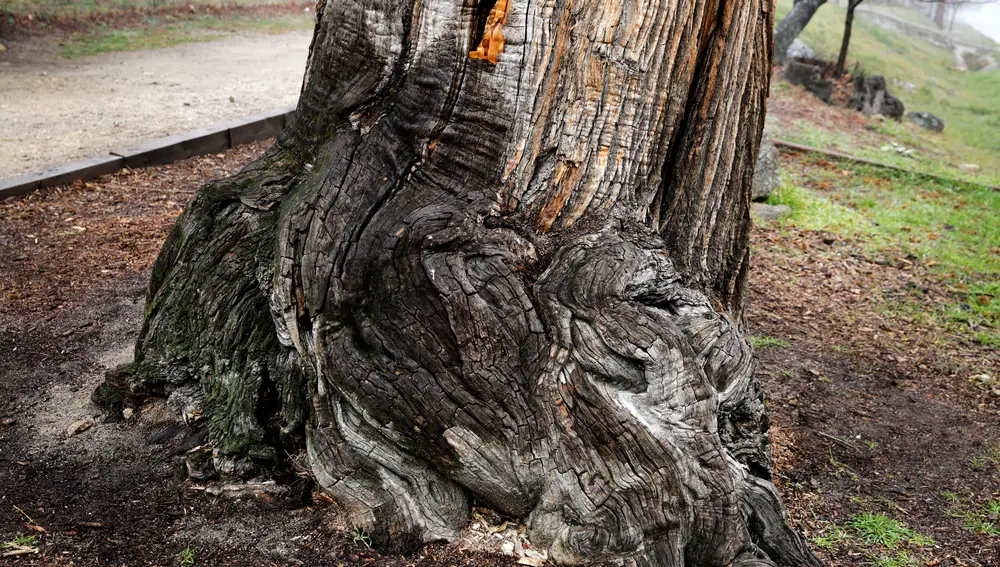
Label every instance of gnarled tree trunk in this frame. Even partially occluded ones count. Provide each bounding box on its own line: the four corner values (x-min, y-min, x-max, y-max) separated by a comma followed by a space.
98, 1, 822, 565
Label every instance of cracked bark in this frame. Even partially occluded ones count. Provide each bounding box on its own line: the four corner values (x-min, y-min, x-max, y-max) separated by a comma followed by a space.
98, 1, 822, 565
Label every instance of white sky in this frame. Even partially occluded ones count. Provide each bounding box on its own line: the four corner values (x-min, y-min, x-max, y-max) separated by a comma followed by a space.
956, 3, 1000, 43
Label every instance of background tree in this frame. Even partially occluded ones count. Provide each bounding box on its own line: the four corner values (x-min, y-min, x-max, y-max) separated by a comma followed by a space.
835, 0, 997, 76
98, 1, 823, 565
835, 0, 865, 76
775, 0, 829, 65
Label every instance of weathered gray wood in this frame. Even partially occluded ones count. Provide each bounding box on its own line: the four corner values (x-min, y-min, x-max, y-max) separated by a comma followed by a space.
98, 1, 822, 565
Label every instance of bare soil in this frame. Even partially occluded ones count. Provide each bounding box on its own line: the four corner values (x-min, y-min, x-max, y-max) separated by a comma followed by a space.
0, 16, 310, 179
1, 144, 999, 566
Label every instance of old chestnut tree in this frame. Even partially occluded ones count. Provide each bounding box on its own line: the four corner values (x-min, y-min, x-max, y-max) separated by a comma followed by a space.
99, 1, 822, 565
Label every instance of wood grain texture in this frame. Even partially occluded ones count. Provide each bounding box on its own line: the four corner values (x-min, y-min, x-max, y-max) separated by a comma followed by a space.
100, 1, 822, 565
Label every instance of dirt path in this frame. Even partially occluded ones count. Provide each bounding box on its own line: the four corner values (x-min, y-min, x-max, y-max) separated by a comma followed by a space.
0, 30, 311, 179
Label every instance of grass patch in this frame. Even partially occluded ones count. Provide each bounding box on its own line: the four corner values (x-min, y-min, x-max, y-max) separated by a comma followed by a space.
945, 495, 1000, 538
58, 12, 313, 57
1, 534, 40, 549
177, 545, 198, 567
748, 335, 792, 350
847, 513, 935, 548
773, 0, 1000, 185
775, 154, 1000, 347
811, 513, 934, 566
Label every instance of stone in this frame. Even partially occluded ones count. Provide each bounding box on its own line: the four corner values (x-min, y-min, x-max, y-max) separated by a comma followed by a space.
122, 407, 135, 420
751, 203, 792, 222
786, 38, 815, 61
66, 419, 93, 437
848, 75, 904, 120
782, 60, 833, 104
752, 129, 780, 202
891, 78, 916, 93
906, 112, 944, 133
112, 126, 230, 169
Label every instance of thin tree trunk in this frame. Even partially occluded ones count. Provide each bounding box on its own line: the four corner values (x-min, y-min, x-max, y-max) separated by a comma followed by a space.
775, 0, 828, 65
98, 1, 822, 565
935, 0, 947, 28
836, 0, 864, 76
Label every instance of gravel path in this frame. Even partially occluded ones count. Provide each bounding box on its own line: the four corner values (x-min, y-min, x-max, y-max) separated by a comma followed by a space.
0, 30, 311, 179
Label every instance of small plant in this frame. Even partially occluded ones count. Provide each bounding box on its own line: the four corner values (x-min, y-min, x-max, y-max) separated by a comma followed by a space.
872, 551, 920, 567
847, 513, 935, 549
811, 526, 848, 550
864, 440, 880, 450
985, 500, 1000, 517
964, 517, 1000, 536
178, 545, 198, 567
747, 335, 792, 350
940, 491, 962, 504
1, 534, 40, 549
352, 527, 372, 548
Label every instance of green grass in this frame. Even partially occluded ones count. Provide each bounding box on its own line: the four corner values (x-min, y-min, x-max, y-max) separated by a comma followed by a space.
352, 527, 372, 548
811, 513, 934, 566
748, 335, 792, 350
58, 12, 312, 57
946, 496, 1000, 538
872, 552, 921, 567
772, 155, 1000, 348
774, 0, 1000, 185
1, 534, 40, 549
178, 545, 198, 567
847, 512, 935, 549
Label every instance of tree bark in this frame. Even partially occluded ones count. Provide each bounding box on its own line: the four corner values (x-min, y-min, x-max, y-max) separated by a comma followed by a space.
774, 0, 828, 65
98, 1, 822, 565
835, 0, 864, 76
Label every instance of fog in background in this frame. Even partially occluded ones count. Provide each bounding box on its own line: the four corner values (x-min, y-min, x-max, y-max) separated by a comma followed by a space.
956, 3, 1000, 44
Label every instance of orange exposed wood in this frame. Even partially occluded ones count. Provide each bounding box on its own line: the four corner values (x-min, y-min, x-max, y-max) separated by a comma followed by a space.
469, 0, 510, 64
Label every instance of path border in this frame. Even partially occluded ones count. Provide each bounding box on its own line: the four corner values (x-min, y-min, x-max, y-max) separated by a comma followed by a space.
774, 140, 1000, 192
3, 119, 998, 200
0, 105, 296, 200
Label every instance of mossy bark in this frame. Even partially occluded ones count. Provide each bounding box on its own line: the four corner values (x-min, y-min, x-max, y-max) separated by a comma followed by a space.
98, 1, 823, 565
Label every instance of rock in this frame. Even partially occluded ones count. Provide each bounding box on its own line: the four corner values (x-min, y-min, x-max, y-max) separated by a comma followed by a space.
751, 203, 792, 222
786, 38, 815, 61
906, 112, 944, 132
891, 78, 916, 93
752, 129, 780, 202
848, 75, 904, 120
959, 163, 981, 174
66, 419, 93, 437
782, 61, 833, 104
501, 542, 515, 556
122, 407, 135, 420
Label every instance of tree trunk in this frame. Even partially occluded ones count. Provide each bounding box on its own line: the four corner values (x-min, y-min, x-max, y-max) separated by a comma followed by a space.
934, 0, 947, 28
775, 0, 828, 65
98, 1, 822, 565
835, 0, 864, 76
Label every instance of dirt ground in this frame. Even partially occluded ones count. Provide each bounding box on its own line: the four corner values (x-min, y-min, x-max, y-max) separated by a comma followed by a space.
1, 143, 999, 566
0, 27, 309, 179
